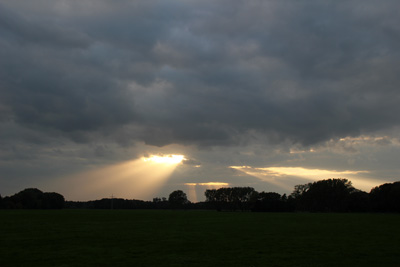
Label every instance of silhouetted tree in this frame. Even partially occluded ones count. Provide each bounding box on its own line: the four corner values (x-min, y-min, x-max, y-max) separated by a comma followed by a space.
67, 198, 153, 209
168, 190, 189, 209
205, 187, 257, 211
1, 188, 65, 209
12, 188, 44, 209
370, 181, 400, 212
204, 189, 220, 210
152, 197, 169, 209
291, 183, 311, 199
253, 192, 293, 212
43, 192, 65, 209
291, 179, 356, 212
348, 190, 370, 212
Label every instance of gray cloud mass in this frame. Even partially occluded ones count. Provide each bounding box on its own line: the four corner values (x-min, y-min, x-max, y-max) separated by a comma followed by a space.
1, 1, 400, 148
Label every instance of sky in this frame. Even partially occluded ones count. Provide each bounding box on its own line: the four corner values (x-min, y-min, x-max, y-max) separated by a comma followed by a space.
1, 0, 400, 202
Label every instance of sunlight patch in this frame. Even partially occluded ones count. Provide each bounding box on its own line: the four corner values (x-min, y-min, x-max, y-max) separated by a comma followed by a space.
142, 154, 185, 164
184, 182, 229, 186
230, 165, 387, 192
184, 182, 230, 202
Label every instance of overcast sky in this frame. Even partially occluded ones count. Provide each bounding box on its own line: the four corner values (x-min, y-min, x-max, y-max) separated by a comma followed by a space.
1, 0, 400, 201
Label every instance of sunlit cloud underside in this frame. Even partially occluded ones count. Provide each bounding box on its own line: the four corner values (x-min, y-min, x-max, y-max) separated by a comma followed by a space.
230, 166, 386, 192
51, 155, 185, 201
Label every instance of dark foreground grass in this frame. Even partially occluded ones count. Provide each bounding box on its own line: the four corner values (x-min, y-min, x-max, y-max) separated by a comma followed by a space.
1, 210, 399, 267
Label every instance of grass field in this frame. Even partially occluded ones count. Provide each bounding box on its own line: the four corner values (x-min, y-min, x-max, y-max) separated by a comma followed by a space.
1, 210, 399, 266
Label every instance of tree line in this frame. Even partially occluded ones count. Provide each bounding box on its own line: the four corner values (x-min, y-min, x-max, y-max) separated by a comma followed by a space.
0, 188, 65, 209
1, 179, 400, 212
204, 179, 400, 212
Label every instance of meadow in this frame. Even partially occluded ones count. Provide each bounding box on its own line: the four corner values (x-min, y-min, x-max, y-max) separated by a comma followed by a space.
1, 210, 399, 266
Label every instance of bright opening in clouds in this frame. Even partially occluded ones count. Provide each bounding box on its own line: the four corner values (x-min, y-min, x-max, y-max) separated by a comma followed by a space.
143, 154, 185, 164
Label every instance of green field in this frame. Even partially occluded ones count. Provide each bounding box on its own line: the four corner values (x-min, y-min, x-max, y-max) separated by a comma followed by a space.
1, 210, 399, 266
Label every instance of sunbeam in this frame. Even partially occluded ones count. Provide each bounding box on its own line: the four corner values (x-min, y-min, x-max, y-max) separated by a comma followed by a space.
51, 154, 185, 201
184, 182, 230, 202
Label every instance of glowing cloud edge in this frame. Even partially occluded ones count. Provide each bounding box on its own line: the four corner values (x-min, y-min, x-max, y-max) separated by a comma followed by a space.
142, 154, 186, 164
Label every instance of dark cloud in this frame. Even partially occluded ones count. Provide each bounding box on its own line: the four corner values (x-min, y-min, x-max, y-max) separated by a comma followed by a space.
0, 4, 91, 48
1, 0, 400, 150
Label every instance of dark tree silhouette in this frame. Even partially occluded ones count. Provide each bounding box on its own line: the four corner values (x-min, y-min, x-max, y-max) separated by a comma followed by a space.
291, 178, 357, 212
1, 188, 65, 209
205, 187, 257, 211
291, 184, 311, 199
43, 192, 65, 209
204, 189, 222, 210
370, 181, 400, 212
253, 192, 293, 212
13, 188, 44, 209
152, 197, 169, 209
168, 190, 189, 209
348, 190, 370, 212
65, 198, 153, 209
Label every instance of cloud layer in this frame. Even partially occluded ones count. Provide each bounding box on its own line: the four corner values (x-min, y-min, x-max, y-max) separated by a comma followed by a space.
1, 1, 400, 148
